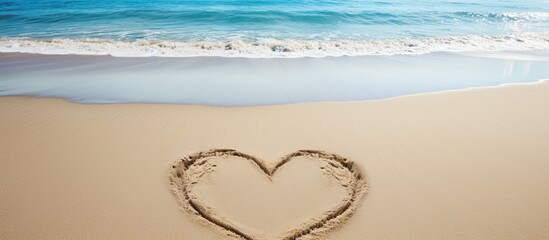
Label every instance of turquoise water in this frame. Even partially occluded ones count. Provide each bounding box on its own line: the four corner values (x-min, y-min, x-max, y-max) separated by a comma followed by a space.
0, 0, 548, 105
1, 0, 548, 57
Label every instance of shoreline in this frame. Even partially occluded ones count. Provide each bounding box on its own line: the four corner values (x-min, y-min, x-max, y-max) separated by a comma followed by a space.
1, 77, 548, 108
1, 51, 548, 107
1, 31, 548, 58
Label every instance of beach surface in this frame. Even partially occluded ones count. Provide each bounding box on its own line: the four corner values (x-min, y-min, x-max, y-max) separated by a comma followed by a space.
1, 80, 548, 239
1, 52, 548, 106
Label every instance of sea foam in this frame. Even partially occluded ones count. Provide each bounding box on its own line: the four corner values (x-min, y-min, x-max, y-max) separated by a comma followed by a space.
1, 32, 548, 58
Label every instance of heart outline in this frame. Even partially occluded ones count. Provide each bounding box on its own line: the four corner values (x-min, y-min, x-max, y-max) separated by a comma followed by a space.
169, 149, 368, 240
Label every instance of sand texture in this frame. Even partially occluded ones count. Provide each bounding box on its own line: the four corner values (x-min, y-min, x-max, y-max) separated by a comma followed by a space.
1, 81, 549, 239
169, 149, 367, 240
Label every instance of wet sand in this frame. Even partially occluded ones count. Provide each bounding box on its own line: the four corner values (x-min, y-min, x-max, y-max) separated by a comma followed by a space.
1, 52, 548, 106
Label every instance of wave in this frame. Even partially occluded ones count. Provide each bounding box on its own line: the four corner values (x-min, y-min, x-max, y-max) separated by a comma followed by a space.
1, 32, 548, 58
6, 10, 549, 26
454, 12, 549, 21
7, 9, 549, 22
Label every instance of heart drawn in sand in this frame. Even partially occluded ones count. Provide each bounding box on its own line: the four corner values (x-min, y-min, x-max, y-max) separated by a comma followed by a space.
169, 149, 368, 240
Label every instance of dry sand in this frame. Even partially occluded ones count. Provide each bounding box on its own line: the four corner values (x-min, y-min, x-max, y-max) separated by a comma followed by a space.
1, 81, 548, 239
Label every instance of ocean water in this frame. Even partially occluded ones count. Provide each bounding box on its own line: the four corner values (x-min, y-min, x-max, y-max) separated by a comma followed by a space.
1, 1, 548, 105
1, 0, 548, 57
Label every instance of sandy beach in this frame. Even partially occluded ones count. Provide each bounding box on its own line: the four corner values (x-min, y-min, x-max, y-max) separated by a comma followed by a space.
2, 0, 549, 239
1, 80, 548, 239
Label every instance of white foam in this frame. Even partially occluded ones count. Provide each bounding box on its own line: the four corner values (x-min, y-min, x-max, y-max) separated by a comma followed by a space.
0, 31, 548, 58
501, 12, 549, 21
